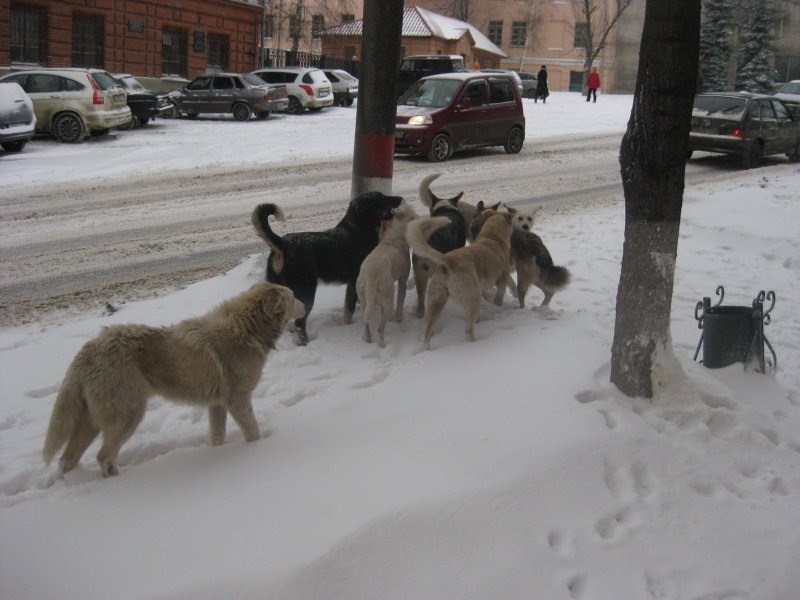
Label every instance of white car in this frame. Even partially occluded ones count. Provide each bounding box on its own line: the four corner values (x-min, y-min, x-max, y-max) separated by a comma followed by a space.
250, 67, 334, 114
323, 69, 359, 107
0, 81, 36, 152
0, 68, 131, 142
774, 80, 800, 115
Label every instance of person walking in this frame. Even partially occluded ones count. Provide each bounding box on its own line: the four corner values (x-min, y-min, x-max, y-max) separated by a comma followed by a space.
586, 67, 600, 103
534, 65, 549, 103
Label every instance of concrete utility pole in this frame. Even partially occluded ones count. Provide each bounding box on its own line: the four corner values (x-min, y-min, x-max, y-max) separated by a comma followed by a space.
350, 0, 405, 197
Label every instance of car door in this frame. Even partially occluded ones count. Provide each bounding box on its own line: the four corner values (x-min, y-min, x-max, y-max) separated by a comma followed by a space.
449, 79, 489, 148
770, 99, 798, 152
180, 76, 213, 113
754, 100, 779, 154
210, 76, 236, 113
15, 74, 66, 129
485, 77, 520, 145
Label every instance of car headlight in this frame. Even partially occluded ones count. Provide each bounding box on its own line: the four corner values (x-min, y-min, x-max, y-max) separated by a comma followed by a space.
408, 115, 433, 126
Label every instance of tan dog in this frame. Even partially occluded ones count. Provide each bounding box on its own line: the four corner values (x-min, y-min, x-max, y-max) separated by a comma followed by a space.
356, 201, 417, 347
43, 282, 303, 478
471, 205, 570, 308
407, 204, 513, 349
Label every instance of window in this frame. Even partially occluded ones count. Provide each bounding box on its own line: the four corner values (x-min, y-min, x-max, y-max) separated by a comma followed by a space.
488, 21, 503, 46
289, 14, 301, 38
341, 13, 355, 23
264, 14, 274, 39
574, 23, 588, 49
186, 75, 213, 91
511, 21, 527, 47
212, 76, 234, 90
312, 14, 325, 39
11, 3, 47, 64
162, 28, 187, 77
489, 78, 514, 103
207, 33, 229, 71
460, 80, 487, 106
72, 13, 104, 68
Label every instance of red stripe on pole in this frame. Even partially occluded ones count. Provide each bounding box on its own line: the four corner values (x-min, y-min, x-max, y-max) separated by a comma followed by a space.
356, 134, 394, 179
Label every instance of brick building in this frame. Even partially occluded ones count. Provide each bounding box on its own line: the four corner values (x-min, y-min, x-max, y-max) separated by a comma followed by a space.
321, 5, 505, 71
2, 0, 263, 80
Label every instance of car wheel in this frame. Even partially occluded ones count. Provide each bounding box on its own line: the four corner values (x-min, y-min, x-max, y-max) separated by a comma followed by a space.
122, 116, 138, 130
504, 127, 524, 154
256, 110, 271, 120
186, 112, 199, 120
427, 133, 453, 162
740, 140, 762, 169
53, 113, 86, 143
139, 117, 150, 126
787, 143, 800, 163
1, 140, 27, 152
232, 103, 252, 122
162, 105, 178, 119
345, 98, 354, 107
287, 96, 304, 115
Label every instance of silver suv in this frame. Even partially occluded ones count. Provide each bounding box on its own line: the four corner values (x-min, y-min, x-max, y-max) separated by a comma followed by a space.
0, 68, 131, 142
251, 67, 334, 114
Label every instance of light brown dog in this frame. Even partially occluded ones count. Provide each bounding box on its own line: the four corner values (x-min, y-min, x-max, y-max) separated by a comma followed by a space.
407, 204, 513, 349
471, 205, 570, 308
356, 201, 417, 347
43, 282, 303, 477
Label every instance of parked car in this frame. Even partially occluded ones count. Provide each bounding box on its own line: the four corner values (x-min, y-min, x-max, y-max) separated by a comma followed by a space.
480, 69, 523, 95
323, 69, 359, 106
395, 72, 525, 162
0, 81, 36, 152
251, 67, 334, 114
688, 92, 800, 169
515, 71, 538, 99
397, 55, 466, 97
173, 73, 288, 121
112, 74, 175, 127
773, 80, 800, 115
0, 68, 131, 143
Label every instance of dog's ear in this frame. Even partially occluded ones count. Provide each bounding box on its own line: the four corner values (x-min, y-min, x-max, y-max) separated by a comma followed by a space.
446, 191, 464, 207
490, 202, 502, 211
505, 205, 517, 215
476, 200, 485, 212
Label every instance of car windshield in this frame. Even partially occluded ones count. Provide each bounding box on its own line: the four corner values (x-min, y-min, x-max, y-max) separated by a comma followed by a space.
121, 77, 145, 91
242, 73, 266, 87
399, 79, 462, 108
692, 96, 747, 118
778, 82, 800, 94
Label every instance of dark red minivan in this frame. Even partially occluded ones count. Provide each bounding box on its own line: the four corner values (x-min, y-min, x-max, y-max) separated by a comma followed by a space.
395, 72, 526, 162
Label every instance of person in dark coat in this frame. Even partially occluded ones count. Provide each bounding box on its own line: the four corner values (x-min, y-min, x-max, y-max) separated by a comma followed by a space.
534, 65, 549, 103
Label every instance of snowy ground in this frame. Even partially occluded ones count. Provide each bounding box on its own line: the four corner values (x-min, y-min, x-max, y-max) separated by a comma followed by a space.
1, 93, 799, 599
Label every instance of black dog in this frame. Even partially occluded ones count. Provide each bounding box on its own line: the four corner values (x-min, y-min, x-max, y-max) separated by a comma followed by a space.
252, 192, 403, 344
413, 173, 467, 317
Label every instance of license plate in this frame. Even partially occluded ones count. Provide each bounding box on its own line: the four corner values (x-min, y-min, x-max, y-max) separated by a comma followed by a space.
114, 94, 125, 103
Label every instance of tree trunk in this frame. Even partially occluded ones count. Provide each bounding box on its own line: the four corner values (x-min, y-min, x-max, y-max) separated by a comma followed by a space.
610, 0, 701, 398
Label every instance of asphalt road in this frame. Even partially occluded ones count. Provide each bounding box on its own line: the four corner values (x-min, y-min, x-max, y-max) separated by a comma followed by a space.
0, 133, 736, 326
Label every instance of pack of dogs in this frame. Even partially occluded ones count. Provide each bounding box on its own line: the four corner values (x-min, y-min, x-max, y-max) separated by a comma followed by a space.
43, 174, 571, 477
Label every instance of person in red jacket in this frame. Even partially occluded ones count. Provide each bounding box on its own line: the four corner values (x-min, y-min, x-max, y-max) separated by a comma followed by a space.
586, 67, 600, 103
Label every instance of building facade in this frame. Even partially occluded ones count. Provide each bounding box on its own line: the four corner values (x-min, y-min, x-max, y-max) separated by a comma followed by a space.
3, 0, 263, 80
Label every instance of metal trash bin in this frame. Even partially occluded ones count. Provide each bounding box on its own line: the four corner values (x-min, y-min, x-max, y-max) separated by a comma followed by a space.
693, 286, 776, 372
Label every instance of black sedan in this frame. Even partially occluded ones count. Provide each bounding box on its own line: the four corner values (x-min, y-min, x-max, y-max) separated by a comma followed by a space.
688, 92, 800, 168
113, 74, 175, 127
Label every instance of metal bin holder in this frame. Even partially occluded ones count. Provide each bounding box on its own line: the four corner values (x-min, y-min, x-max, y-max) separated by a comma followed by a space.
693, 286, 776, 373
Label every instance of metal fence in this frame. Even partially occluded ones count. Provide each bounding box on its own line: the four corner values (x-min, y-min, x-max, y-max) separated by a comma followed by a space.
260, 48, 359, 77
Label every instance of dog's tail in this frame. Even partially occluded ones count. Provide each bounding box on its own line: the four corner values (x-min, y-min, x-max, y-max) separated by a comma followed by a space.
540, 263, 571, 292
43, 364, 86, 466
252, 203, 287, 273
406, 217, 450, 265
418, 173, 442, 209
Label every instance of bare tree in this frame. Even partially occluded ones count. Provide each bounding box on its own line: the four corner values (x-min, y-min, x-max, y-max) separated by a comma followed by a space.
610, 0, 701, 398
271, 0, 356, 52
573, 0, 633, 86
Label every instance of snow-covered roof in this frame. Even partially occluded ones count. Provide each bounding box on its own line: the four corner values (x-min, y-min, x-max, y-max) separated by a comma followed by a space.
323, 5, 506, 58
